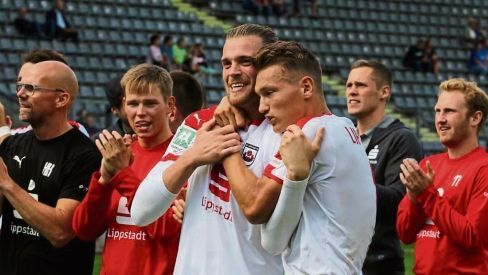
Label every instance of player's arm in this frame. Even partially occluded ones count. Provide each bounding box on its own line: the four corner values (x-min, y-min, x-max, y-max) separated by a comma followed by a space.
396, 192, 428, 244
406, 161, 488, 249
72, 172, 113, 241
375, 130, 423, 225
131, 119, 241, 226
0, 164, 79, 247
0, 101, 12, 145
261, 126, 323, 254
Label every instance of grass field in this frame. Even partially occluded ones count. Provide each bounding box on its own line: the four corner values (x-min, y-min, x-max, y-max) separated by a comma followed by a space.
92, 245, 415, 275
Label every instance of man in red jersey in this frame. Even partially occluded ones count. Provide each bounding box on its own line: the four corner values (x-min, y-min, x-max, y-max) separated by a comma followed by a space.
397, 78, 488, 274
73, 64, 185, 275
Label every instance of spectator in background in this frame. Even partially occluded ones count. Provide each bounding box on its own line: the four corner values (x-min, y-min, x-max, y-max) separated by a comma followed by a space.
81, 112, 99, 136
45, 0, 79, 43
91, 77, 133, 141
293, 0, 318, 17
397, 78, 488, 274
172, 37, 188, 68
146, 34, 167, 69
161, 35, 175, 70
403, 38, 425, 72
346, 59, 423, 275
467, 39, 488, 74
189, 43, 215, 76
169, 71, 204, 133
421, 39, 440, 75
13, 7, 44, 38
464, 17, 486, 48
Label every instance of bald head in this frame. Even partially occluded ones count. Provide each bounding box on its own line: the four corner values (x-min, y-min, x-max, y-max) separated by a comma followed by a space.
29, 61, 79, 100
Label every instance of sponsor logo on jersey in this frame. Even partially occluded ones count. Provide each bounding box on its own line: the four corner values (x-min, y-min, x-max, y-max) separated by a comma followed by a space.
437, 187, 444, 197
201, 196, 233, 222
167, 125, 196, 156
13, 155, 26, 168
42, 162, 55, 177
209, 165, 231, 202
193, 113, 203, 126
14, 193, 38, 219
417, 229, 440, 239
10, 222, 40, 237
107, 228, 147, 241
451, 175, 462, 187
367, 145, 379, 165
241, 143, 259, 166
27, 179, 35, 191
116, 196, 135, 225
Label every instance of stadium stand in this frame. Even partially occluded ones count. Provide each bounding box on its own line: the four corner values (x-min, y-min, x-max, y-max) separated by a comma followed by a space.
0, 0, 487, 155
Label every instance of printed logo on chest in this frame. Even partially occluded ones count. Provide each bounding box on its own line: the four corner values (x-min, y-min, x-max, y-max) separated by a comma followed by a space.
241, 143, 259, 166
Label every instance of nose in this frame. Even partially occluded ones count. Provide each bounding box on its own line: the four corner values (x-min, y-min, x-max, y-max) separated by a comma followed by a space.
258, 97, 269, 114
16, 85, 27, 98
345, 85, 356, 97
136, 103, 146, 116
228, 62, 241, 76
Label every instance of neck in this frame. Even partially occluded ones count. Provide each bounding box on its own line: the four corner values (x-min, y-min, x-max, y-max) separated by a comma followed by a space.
138, 126, 172, 149
356, 109, 387, 135
32, 116, 72, 140
306, 96, 329, 117
446, 135, 479, 159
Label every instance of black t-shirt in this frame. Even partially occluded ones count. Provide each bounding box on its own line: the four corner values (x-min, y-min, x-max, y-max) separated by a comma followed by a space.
0, 128, 101, 275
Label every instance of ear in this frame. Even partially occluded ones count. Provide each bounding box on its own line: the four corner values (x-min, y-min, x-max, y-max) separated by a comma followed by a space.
55, 92, 71, 108
166, 96, 176, 115
379, 85, 391, 102
300, 76, 315, 99
470, 110, 483, 129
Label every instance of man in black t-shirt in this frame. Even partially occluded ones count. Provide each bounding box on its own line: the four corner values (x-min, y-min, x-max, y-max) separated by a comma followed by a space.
0, 61, 101, 275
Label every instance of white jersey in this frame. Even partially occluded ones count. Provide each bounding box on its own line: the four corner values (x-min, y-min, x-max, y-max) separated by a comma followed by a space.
163, 108, 283, 275
264, 115, 376, 274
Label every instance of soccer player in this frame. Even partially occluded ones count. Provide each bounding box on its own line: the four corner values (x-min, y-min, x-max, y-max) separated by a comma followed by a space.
397, 78, 488, 274
72, 64, 184, 275
216, 40, 376, 274
131, 24, 284, 274
0, 61, 101, 275
346, 59, 423, 275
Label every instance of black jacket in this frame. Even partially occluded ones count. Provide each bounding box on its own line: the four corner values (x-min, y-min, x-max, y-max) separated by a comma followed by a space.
363, 119, 423, 273
45, 8, 71, 38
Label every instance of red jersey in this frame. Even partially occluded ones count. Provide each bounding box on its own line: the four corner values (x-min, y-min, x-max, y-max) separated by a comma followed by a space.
72, 138, 181, 275
397, 147, 488, 274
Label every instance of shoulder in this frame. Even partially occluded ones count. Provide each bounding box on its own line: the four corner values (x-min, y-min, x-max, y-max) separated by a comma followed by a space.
184, 106, 217, 130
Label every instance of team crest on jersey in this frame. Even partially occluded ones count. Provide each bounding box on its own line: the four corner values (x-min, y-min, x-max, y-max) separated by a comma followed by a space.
167, 125, 197, 155
241, 143, 259, 166
368, 145, 379, 165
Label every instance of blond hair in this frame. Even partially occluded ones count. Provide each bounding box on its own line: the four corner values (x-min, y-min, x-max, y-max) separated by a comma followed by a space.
121, 64, 172, 99
439, 78, 488, 132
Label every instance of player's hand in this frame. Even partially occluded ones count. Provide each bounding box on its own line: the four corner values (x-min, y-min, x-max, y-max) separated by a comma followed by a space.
172, 199, 185, 224
0, 157, 15, 192
188, 118, 241, 166
214, 96, 249, 130
280, 125, 324, 181
400, 159, 435, 196
96, 130, 133, 178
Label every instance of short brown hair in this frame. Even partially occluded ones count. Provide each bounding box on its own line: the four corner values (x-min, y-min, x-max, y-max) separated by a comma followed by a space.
439, 78, 488, 133
170, 71, 203, 117
350, 59, 392, 89
22, 48, 68, 65
254, 41, 322, 91
121, 64, 172, 99
226, 24, 278, 45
